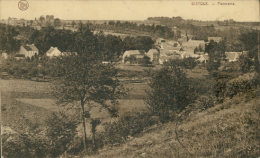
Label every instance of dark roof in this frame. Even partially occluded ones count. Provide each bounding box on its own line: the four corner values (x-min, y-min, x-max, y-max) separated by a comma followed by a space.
15, 54, 25, 57
22, 45, 38, 51
23, 46, 33, 51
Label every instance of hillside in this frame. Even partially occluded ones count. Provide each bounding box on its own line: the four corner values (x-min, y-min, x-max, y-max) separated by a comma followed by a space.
85, 94, 260, 158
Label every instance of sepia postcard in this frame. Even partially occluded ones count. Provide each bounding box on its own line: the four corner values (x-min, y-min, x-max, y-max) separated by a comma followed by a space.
0, 0, 260, 157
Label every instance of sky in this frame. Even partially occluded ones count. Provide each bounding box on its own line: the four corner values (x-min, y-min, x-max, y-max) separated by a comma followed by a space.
0, 0, 259, 22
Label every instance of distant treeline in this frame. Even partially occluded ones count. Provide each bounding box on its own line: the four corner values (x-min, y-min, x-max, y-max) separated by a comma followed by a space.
88, 20, 175, 39
0, 23, 154, 61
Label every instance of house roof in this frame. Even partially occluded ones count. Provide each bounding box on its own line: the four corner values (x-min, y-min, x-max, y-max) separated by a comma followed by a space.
124, 50, 140, 56
225, 52, 242, 61
182, 39, 205, 48
46, 47, 60, 54
147, 49, 159, 55
22, 44, 38, 51
46, 47, 55, 54
161, 43, 181, 50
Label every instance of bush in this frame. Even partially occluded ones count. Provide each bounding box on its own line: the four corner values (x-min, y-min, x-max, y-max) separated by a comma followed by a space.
164, 57, 198, 70
2, 112, 79, 158
145, 67, 197, 122
238, 54, 254, 73
2, 127, 48, 158
45, 112, 78, 158
214, 72, 258, 103
101, 111, 160, 145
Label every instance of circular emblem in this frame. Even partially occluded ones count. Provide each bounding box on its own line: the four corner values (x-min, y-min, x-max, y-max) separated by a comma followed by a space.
18, 0, 29, 11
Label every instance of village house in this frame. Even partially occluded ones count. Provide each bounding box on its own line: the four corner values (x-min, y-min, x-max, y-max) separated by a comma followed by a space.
181, 39, 206, 51
122, 50, 143, 63
160, 42, 182, 57
146, 49, 160, 64
46, 47, 62, 58
225, 52, 242, 62
18, 44, 39, 59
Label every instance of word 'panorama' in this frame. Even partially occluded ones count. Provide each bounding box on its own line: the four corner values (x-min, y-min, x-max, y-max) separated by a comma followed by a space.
218, 2, 235, 5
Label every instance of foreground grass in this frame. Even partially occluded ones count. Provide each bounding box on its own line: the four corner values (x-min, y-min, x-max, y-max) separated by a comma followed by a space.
84, 95, 260, 158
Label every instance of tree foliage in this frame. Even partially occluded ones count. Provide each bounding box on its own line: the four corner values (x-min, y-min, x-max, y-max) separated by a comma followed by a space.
205, 40, 226, 72
53, 27, 125, 150
145, 66, 197, 122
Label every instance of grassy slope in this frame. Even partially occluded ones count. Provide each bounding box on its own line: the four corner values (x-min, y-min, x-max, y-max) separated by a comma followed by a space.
86, 95, 260, 158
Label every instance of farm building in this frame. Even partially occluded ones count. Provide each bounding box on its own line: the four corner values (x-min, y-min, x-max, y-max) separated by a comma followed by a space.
146, 49, 160, 64
18, 44, 39, 59
181, 39, 205, 51
46, 47, 62, 58
225, 52, 242, 62
122, 50, 143, 63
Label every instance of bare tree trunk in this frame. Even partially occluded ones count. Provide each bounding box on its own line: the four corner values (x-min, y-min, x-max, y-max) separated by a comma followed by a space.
81, 97, 88, 151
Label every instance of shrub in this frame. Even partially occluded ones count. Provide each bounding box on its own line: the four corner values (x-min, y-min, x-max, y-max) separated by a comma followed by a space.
214, 72, 258, 103
164, 57, 198, 70
225, 72, 258, 99
238, 54, 254, 73
2, 127, 48, 158
45, 112, 78, 158
102, 111, 160, 145
145, 67, 197, 122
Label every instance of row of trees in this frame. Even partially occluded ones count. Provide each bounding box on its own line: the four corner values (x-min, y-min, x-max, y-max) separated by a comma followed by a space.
95, 21, 175, 39
1, 23, 155, 62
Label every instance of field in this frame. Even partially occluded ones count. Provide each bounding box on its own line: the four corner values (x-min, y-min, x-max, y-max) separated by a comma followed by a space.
1, 79, 149, 136
1, 65, 209, 133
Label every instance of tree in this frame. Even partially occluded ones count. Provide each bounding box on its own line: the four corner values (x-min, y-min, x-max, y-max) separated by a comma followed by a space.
205, 40, 226, 73
53, 28, 124, 151
238, 54, 253, 73
145, 66, 196, 122
54, 18, 61, 27
72, 21, 76, 27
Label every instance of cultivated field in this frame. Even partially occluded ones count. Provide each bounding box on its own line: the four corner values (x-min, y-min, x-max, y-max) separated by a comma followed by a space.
1, 79, 149, 136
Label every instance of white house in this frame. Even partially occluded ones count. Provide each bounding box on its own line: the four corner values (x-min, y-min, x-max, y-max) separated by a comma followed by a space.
225, 52, 242, 62
122, 50, 142, 63
46, 47, 62, 58
18, 44, 39, 58
146, 49, 159, 64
